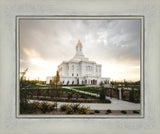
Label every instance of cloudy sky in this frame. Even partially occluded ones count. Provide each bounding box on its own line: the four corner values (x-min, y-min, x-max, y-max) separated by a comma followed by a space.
20, 19, 140, 81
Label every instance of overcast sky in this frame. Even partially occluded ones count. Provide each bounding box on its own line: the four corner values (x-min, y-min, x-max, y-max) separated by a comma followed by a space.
20, 19, 140, 81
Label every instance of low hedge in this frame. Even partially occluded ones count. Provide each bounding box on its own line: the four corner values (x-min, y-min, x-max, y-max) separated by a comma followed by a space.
29, 97, 111, 103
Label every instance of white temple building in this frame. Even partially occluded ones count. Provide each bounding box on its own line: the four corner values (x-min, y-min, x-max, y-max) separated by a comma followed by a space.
46, 40, 110, 85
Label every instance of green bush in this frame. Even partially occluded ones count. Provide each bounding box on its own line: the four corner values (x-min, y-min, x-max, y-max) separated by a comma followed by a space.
20, 103, 35, 114
32, 102, 40, 109
133, 110, 139, 114
68, 93, 72, 99
102, 99, 111, 103
99, 84, 106, 101
78, 106, 90, 114
94, 110, 100, 113
121, 110, 127, 114
60, 104, 90, 114
71, 104, 80, 112
129, 88, 135, 102
38, 102, 56, 113
106, 109, 112, 114
66, 106, 75, 114
60, 104, 69, 111
20, 101, 56, 114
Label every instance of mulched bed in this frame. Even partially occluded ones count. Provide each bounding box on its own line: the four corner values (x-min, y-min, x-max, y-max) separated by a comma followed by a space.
23, 109, 140, 115
89, 110, 140, 115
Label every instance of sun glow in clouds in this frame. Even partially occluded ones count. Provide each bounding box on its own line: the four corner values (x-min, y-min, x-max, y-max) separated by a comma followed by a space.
102, 63, 140, 81
23, 58, 58, 80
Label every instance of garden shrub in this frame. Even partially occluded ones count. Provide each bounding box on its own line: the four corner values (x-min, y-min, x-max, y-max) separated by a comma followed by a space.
48, 103, 56, 111
39, 102, 48, 113
94, 110, 100, 113
79, 106, 90, 114
60, 104, 69, 112
133, 110, 139, 114
129, 88, 135, 102
68, 93, 72, 100
66, 106, 75, 114
32, 102, 40, 110
99, 84, 106, 101
38, 102, 56, 113
121, 110, 127, 114
60, 104, 90, 114
106, 109, 112, 114
71, 104, 80, 113
102, 99, 111, 103
20, 103, 35, 114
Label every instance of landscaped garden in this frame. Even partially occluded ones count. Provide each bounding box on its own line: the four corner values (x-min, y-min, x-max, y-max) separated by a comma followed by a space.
20, 70, 140, 115
21, 101, 140, 115
23, 86, 111, 104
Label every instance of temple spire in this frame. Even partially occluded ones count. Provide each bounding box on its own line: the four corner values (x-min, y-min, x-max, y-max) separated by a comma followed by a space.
77, 40, 82, 46
75, 40, 83, 57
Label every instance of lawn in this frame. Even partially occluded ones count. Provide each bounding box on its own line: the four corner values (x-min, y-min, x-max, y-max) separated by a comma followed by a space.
27, 85, 50, 88
74, 87, 100, 94
62, 88, 98, 98
62, 88, 80, 94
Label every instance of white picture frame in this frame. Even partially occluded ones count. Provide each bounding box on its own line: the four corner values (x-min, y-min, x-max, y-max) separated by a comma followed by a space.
0, 0, 160, 134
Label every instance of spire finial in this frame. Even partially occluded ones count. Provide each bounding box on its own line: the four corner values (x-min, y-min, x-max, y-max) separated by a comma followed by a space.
77, 40, 82, 45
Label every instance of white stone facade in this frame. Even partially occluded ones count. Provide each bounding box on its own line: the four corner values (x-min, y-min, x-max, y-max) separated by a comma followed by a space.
46, 40, 110, 85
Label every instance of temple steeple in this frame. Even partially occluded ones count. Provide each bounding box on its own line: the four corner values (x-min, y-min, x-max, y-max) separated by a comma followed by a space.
70, 40, 89, 61
76, 40, 83, 56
